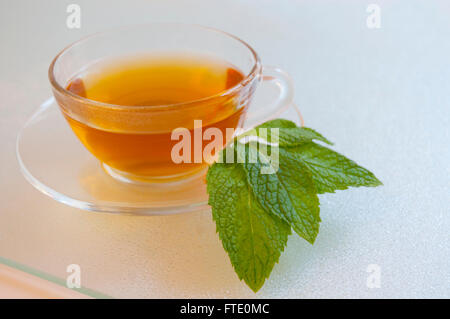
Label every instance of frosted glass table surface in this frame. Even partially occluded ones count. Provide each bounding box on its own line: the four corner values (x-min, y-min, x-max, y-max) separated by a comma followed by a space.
0, 0, 449, 298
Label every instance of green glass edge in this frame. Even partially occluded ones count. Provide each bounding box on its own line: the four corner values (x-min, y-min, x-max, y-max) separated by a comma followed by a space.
0, 256, 112, 299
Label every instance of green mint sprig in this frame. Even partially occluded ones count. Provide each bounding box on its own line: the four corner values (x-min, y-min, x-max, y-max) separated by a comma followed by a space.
206, 119, 382, 292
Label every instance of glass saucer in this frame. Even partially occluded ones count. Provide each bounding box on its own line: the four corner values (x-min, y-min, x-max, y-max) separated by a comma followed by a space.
16, 97, 303, 215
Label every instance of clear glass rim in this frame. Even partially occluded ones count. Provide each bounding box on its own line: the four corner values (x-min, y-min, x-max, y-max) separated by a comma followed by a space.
48, 23, 262, 110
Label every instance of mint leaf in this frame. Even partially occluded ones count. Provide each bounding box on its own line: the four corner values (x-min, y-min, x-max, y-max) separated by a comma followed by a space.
269, 127, 333, 146
240, 123, 332, 147
286, 143, 382, 194
236, 142, 320, 244
206, 119, 382, 292
206, 162, 291, 292
280, 127, 332, 146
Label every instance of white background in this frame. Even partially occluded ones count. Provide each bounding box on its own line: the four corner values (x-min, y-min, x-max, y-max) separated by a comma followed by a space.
0, 0, 449, 298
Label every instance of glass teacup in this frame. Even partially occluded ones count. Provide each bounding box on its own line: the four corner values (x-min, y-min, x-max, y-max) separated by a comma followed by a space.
49, 24, 293, 183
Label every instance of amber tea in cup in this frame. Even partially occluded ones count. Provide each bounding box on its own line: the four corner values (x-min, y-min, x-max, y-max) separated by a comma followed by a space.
64, 54, 245, 181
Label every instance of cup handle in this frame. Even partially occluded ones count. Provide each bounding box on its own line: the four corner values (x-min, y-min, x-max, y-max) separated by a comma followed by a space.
244, 66, 295, 128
